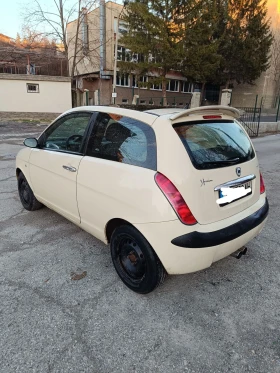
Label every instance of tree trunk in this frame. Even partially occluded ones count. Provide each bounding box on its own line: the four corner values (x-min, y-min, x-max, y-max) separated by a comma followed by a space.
70, 0, 81, 78
200, 82, 206, 106
162, 78, 167, 107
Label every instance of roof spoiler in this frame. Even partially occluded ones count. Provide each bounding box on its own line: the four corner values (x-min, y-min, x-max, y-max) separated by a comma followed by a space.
170, 105, 241, 121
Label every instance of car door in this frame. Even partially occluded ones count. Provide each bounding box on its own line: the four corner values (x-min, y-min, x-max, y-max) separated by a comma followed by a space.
77, 111, 165, 243
29, 111, 93, 224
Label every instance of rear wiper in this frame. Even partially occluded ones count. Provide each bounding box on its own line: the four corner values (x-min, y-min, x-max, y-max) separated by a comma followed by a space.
203, 157, 240, 165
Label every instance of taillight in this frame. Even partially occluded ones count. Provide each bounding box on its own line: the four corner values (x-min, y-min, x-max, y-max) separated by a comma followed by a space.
155, 172, 197, 225
260, 172, 265, 194
203, 115, 222, 119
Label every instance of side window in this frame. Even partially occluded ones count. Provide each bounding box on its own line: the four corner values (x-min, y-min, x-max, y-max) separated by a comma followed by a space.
86, 113, 157, 170
40, 112, 92, 153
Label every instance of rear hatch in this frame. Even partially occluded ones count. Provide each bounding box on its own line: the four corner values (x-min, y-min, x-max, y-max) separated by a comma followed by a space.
172, 118, 260, 225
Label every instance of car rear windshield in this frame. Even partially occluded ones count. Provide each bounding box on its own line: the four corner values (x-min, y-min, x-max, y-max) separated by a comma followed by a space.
173, 120, 255, 170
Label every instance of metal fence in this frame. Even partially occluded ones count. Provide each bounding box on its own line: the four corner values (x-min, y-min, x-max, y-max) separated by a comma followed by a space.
235, 107, 261, 137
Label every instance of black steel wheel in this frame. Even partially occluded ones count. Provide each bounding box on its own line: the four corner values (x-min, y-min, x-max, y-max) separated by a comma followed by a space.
18, 172, 43, 211
110, 225, 166, 294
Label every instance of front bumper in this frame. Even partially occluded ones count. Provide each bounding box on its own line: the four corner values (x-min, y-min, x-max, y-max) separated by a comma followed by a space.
171, 198, 269, 248
134, 196, 268, 275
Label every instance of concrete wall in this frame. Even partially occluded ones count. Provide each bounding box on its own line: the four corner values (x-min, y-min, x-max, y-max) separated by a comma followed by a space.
231, 73, 278, 110
258, 122, 280, 135
0, 74, 71, 113
231, 73, 276, 108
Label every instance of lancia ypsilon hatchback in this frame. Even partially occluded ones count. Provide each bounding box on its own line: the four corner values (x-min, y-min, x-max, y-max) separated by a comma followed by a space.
16, 105, 269, 293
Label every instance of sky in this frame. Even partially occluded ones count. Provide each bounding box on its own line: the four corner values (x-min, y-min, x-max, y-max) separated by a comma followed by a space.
0, 0, 102, 38
0, 0, 279, 39
0, 0, 33, 38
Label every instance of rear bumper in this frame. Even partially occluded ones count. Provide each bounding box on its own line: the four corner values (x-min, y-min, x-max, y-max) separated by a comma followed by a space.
134, 196, 268, 275
171, 198, 269, 248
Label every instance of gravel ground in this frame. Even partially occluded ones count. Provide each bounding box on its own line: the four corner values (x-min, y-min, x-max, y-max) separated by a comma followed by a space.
0, 121, 279, 373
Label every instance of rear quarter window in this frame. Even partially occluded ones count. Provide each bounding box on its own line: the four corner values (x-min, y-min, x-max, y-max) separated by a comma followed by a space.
173, 120, 255, 169
86, 113, 157, 170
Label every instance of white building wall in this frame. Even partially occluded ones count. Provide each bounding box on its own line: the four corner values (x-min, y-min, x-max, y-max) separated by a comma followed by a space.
0, 76, 71, 113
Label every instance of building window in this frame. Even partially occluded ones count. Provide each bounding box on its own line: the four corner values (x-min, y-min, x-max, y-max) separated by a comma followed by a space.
139, 100, 146, 104
116, 73, 130, 87
167, 80, 179, 92
122, 98, 128, 103
148, 53, 155, 63
182, 81, 193, 93
27, 83, 39, 93
117, 46, 131, 61
132, 75, 148, 88
119, 20, 128, 33
114, 19, 128, 34
150, 82, 162, 90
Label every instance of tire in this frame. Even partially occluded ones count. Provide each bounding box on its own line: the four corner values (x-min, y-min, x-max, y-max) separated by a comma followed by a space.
110, 225, 166, 294
18, 172, 43, 211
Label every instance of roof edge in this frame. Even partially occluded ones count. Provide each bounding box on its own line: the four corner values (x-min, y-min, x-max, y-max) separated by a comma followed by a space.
0, 74, 71, 82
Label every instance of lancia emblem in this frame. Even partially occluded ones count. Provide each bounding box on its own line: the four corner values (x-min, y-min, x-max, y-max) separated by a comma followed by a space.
236, 167, 241, 177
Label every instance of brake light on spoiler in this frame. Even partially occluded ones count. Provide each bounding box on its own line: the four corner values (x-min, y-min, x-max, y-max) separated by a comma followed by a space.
155, 172, 197, 225
203, 115, 222, 119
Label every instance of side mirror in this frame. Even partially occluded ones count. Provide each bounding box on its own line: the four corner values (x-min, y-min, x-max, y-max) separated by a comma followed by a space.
24, 138, 38, 148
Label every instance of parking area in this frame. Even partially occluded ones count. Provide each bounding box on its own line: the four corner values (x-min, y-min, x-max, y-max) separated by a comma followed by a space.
0, 121, 280, 373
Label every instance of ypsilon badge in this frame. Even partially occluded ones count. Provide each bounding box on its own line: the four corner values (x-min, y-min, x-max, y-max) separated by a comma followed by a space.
236, 167, 241, 177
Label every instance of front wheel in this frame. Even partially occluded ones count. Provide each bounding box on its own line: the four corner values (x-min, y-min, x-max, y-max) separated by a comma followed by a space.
18, 172, 43, 211
110, 225, 166, 294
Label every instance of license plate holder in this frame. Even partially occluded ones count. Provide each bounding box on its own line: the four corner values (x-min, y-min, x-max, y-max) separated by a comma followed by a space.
218, 181, 252, 205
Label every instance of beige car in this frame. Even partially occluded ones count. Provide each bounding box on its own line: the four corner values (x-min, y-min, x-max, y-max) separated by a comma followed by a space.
16, 105, 269, 293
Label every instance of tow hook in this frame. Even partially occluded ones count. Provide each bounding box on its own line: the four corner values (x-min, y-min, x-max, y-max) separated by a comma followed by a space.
231, 246, 247, 259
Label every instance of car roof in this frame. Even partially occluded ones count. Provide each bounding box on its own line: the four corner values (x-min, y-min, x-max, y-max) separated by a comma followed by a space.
145, 108, 185, 116
62, 106, 157, 126
59, 105, 240, 127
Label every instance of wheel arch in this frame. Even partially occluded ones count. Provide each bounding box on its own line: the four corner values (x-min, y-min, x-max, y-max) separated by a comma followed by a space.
16, 167, 22, 178
105, 218, 166, 271
105, 218, 134, 243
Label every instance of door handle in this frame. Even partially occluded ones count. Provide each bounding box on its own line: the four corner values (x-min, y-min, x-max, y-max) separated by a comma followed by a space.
62, 165, 77, 172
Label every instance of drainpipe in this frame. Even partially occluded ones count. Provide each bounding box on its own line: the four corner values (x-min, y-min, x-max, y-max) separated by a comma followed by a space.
81, 7, 88, 53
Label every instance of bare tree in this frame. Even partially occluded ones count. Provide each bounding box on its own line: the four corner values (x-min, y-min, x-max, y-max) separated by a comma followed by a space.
0, 28, 65, 75
23, 0, 101, 78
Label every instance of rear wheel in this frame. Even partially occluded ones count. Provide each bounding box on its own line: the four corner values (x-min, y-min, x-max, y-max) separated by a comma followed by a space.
18, 172, 43, 211
110, 225, 166, 294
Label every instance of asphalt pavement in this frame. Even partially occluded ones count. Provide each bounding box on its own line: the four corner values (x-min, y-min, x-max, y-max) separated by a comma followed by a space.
0, 121, 280, 373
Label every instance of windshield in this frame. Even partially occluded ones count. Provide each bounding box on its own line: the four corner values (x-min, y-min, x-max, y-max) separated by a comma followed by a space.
173, 120, 255, 170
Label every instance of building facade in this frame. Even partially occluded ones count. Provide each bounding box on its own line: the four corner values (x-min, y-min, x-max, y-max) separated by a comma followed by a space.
231, 2, 280, 110
67, 1, 193, 107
